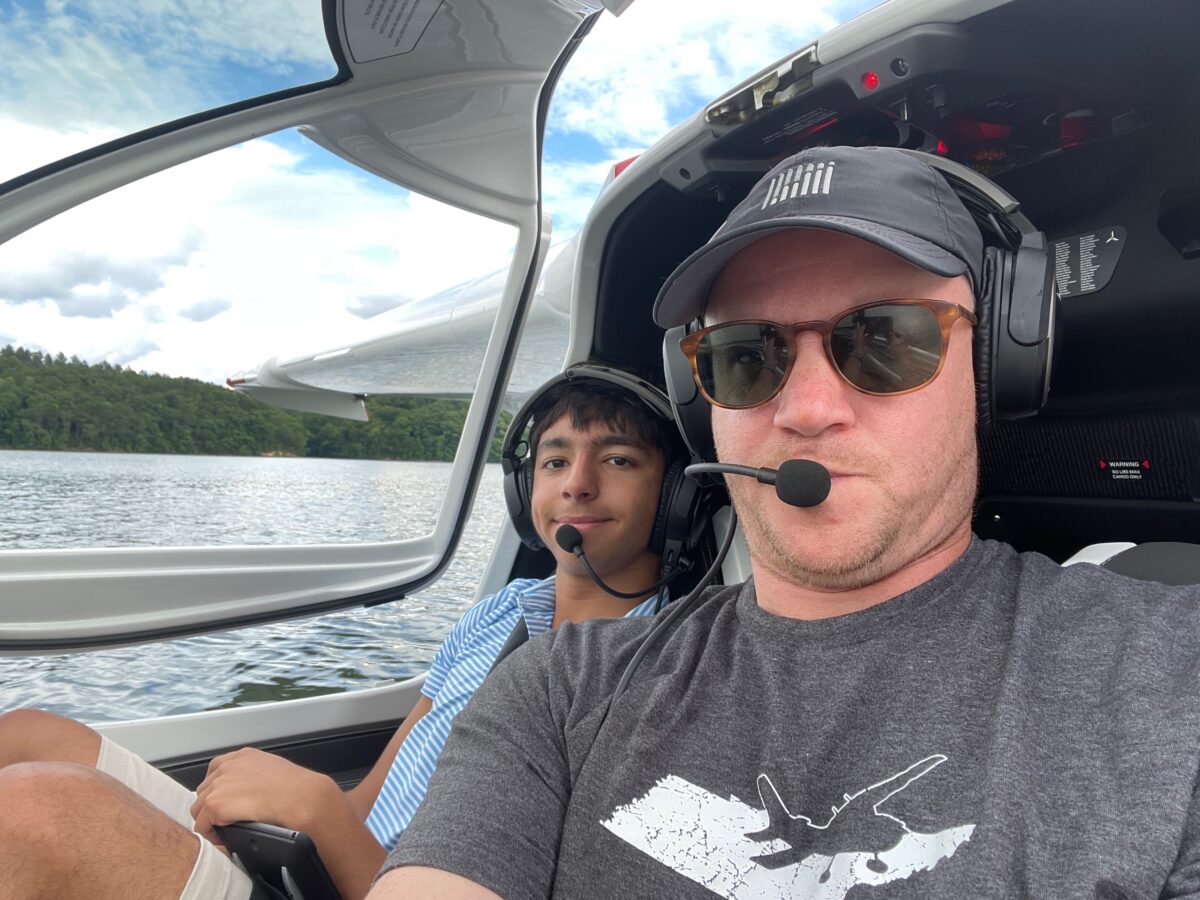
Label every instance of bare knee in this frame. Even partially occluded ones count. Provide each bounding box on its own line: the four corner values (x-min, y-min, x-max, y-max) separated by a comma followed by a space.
0, 762, 199, 900
0, 709, 101, 768
0, 765, 62, 899
0, 762, 95, 853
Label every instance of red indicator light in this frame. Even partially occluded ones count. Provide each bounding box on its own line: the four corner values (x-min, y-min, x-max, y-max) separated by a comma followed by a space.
861, 71, 879, 91
977, 121, 1012, 141
806, 116, 840, 137
1059, 109, 1098, 149
936, 140, 949, 155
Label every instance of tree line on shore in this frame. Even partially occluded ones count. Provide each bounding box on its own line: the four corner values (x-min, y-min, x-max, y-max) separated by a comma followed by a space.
0, 345, 505, 461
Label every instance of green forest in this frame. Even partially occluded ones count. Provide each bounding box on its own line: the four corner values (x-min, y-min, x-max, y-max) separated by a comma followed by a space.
0, 345, 505, 461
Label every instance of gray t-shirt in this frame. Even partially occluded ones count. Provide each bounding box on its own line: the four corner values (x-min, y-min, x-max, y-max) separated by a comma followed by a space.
383, 538, 1200, 898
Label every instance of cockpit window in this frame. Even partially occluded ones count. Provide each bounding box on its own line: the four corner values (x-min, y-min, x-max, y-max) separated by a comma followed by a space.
0, 128, 515, 548
0, 0, 339, 183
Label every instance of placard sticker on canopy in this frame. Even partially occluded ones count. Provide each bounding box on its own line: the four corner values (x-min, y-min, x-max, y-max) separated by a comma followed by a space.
1053, 227, 1126, 298
761, 108, 839, 147
344, 0, 445, 63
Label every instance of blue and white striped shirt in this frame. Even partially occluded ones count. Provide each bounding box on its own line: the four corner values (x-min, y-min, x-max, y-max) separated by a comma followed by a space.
364, 576, 661, 849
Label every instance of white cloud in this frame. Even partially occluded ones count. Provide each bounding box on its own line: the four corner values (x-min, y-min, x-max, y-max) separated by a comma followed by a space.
67, 0, 333, 68
55, 286, 130, 319
1, 298, 148, 364
0, 118, 124, 185
0, 1, 331, 158
0, 232, 201, 320
107, 337, 161, 367
0, 118, 514, 383
180, 298, 232, 323
0, 11, 179, 133
543, 156, 635, 238
541, 0, 874, 234
547, 1, 847, 151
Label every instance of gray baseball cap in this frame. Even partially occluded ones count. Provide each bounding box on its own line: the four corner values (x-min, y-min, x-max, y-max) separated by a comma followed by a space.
652, 145, 984, 328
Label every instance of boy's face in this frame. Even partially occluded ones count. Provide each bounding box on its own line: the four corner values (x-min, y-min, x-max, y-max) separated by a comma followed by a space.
530, 414, 666, 580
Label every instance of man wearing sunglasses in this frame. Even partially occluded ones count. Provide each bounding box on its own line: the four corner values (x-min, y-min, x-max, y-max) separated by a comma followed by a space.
370, 146, 1200, 898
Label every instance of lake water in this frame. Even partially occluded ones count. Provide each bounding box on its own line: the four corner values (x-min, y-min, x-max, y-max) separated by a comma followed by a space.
0, 449, 509, 723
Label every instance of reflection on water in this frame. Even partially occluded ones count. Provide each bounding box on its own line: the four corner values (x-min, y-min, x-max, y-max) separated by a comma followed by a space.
0, 450, 508, 723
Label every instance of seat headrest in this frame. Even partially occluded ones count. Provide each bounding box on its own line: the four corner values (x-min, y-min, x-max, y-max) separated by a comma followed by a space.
1066, 541, 1200, 586
1099, 542, 1200, 586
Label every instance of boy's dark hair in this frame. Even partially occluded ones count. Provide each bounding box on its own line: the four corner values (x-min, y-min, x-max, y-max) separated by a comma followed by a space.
526, 380, 680, 467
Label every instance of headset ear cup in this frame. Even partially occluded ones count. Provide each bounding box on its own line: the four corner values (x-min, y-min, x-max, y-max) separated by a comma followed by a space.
650, 457, 708, 573
649, 458, 685, 558
974, 246, 1000, 433
520, 461, 536, 541
502, 455, 544, 551
994, 236, 1055, 420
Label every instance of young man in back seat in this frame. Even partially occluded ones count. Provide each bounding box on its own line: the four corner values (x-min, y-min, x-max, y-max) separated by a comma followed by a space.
0, 364, 700, 900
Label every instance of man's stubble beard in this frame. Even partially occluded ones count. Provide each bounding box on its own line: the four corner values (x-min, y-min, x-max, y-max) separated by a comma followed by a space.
732, 440, 979, 592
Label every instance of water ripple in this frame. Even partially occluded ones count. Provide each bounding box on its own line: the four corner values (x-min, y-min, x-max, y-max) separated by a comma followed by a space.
0, 450, 508, 722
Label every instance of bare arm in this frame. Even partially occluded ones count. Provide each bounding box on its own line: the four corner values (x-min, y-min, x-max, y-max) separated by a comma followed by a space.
292, 797, 388, 900
367, 866, 502, 900
345, 694, 435, 820
189, 694, 437, 899
192, 748, 389, 900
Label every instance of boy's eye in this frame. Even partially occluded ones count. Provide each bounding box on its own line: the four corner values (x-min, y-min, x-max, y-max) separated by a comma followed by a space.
540, 458, 567, 470
607, 456, 632, 468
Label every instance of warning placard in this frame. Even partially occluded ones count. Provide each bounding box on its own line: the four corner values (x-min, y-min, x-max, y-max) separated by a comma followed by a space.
344, 0, 444, 63
761, 108, 838, 146
1098, 458, 1150, 482
1053, 227, 1126, 298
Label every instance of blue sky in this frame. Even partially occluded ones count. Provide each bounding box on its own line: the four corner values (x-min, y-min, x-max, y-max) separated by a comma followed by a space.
0, 0, 883, 382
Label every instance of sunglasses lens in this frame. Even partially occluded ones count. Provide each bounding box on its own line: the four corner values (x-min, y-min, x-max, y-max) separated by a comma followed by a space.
693, 323, 789, 407
830, 303, 944, 393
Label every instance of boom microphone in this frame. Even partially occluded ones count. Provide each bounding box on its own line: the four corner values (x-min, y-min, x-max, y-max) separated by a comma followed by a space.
684, 459, 831, 508
555, 524, 681, 601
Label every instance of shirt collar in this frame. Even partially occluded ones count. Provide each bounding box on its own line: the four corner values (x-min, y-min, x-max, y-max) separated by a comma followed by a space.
518, 576, 667, 637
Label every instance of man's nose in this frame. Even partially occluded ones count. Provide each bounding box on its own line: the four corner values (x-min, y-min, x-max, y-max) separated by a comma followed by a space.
771, 331, 856, 437
562, 458, 598, 499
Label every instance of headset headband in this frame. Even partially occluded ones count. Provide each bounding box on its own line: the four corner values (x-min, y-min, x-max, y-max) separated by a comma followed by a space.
501, 364, 676, 464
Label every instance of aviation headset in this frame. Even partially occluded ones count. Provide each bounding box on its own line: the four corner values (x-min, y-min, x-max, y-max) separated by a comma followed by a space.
500, 363, 710, 574
661, 149, 1058, 462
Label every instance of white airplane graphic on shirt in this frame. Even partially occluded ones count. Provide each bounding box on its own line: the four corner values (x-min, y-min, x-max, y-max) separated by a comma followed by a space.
602, 754, 975, 900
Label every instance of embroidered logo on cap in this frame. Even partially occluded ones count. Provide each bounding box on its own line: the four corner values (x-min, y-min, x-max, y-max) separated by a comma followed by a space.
761, 161, 836, 209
